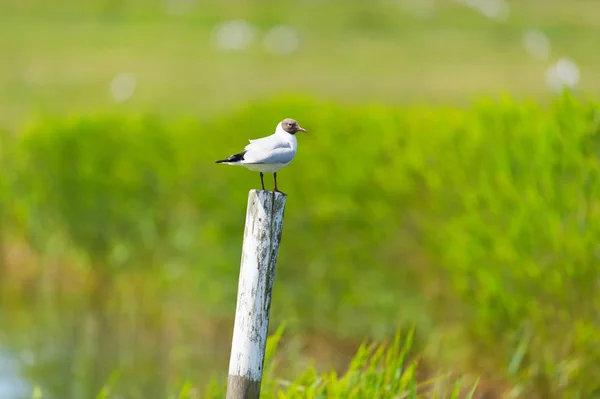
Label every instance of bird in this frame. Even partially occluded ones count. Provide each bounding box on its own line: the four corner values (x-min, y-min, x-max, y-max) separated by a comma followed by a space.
215, 118, 307, 194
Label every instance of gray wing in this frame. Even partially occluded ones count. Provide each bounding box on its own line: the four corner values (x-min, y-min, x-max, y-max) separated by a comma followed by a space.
243, 135, 295, 164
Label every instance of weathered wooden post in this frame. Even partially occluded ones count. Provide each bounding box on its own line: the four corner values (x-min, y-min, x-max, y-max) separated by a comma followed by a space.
226, 190, 287, 399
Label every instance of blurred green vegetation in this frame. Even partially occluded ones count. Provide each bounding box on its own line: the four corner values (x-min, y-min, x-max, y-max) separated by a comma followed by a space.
200, 327, 479, 399
2, 0, 600, 128
27, 327, 478, 398
3, 1, 600, 398
1, 94, 599, 398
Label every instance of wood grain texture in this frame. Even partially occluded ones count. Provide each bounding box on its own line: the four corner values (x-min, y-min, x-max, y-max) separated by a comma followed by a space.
226, 190, 286, 399
226, 376, 261, 399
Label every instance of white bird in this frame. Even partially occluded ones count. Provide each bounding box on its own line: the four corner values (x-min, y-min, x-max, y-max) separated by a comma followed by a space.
215, 118, 308, 193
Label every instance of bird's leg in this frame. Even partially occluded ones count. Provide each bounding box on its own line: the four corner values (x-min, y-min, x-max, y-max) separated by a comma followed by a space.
273, 172, 285, 194
260, 172, 266, 190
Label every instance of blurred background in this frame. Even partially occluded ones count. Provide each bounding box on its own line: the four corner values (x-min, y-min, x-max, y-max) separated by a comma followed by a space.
1, 0, 600, 398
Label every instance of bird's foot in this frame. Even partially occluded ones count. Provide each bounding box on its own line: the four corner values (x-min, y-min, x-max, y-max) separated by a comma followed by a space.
274, 189, 286, 195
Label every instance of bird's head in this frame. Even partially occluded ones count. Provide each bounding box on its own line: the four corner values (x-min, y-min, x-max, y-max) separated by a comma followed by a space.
281, 118, 307, 134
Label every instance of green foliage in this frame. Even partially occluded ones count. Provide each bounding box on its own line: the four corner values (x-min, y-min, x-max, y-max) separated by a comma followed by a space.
0, 130, 8, 269
14, 115, 182, 267
4, 94, 600, 397
188, 328, 476, 399
0, 131, 8, 222
29, 329, 475, 399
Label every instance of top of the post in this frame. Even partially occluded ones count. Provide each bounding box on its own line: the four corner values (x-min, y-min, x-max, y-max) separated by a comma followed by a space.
247, 190, 287, 215
249, 189, 287, 200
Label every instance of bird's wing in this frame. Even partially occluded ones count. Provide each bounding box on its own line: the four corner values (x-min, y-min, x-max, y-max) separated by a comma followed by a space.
244, 147, 295, 164
243, 135, 295, 164
245, 134, 277, 150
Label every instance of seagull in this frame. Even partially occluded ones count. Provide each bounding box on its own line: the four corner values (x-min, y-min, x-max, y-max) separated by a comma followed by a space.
215, 118, 307, 194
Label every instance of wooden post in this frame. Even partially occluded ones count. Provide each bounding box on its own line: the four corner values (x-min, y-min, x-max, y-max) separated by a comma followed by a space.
226, 190, 287, 399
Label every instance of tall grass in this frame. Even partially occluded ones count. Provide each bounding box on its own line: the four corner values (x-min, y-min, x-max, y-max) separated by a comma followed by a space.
198, 327, 478, 399
2, 93, 600, 397
28, 327, 477, 398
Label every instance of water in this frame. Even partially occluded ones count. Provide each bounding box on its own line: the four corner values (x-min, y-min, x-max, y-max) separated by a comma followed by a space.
0, 271, 357, 399
0, 294, 232, 399
0, 349, 31, 399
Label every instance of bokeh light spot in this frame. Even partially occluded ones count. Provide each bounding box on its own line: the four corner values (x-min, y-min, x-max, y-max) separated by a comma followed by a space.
211, 20, 256, 52
109, 72, 136, 103
262, 25, 300, 56
545, 57, 580, 92
458, 0, 509, 21
523, 29, 551, 60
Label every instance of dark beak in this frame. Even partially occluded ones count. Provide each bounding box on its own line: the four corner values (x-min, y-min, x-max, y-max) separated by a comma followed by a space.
297, 126, 308, 133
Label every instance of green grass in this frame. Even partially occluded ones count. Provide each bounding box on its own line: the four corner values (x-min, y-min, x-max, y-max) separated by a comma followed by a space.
4, 2, 600, 397
2, 93, 600, 398
201, 327, 479, 399
2, 0, 600, 129
27, 328, 479, 399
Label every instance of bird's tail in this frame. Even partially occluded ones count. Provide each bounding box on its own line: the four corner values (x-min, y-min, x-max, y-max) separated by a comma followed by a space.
215, 151, 246, 164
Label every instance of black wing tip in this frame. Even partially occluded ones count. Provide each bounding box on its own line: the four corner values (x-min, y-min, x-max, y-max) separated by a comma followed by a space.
215, 150, 246, 164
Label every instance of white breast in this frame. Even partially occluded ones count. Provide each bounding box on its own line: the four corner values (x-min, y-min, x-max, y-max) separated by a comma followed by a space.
275, 124, 298, 150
